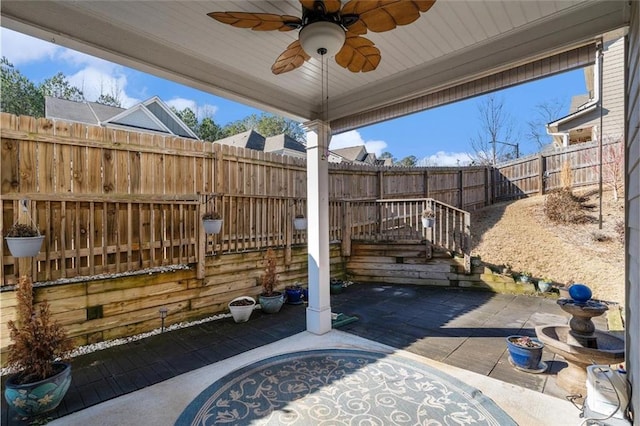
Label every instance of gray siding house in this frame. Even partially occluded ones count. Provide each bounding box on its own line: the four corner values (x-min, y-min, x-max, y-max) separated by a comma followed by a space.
45, 96, 199, 140
546, 33, 625, 146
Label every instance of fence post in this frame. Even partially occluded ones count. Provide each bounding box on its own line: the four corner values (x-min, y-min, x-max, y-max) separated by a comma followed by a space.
341, 201, 351, 257
484, 167, 490, 206
285, 199, 293, 265
458, 169, 463, 209
464, 211, 471, 274
424, 169, 430, 198
197, 201, 205, 279
378, 170, 384, 199
538, 154, 546, 195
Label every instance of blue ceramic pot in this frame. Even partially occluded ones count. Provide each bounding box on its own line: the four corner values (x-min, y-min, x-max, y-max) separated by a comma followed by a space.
4, 362, 71, 417
285, 287, 304, 305
506, 336, 544, 370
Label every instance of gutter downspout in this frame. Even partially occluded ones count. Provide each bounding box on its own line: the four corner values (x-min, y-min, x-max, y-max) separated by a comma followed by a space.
546, 41, 602, 147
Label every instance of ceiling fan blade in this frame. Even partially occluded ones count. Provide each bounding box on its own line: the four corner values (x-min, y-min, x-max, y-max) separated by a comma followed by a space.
300, 0, 342, 14
341, 0, 435, 33
272, 40, 311, 75
335, 35, 381, 73
208, 12, 301, 31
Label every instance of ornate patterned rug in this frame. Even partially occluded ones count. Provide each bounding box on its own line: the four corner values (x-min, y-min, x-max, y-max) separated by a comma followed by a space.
175, 349, 516, 425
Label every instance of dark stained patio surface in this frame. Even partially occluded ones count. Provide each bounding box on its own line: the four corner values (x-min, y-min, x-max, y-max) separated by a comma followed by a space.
2, 283, 592, 425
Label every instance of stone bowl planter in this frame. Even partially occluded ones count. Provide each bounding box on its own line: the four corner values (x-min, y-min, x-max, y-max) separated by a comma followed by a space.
228, 296, 256, 323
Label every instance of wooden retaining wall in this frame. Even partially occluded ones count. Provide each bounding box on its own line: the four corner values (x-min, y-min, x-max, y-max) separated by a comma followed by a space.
347, 241, 537, 294
0, 244, 345, 363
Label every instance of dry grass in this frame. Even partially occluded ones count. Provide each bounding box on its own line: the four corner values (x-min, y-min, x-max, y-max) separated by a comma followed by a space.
471, 188, 625, 305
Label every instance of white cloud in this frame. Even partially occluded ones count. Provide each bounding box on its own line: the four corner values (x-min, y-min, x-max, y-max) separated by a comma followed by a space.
166, 98, 219, 119
0, 29, 61, 65
68, 67, 139, 107
330, 130, 387, 156
418, 151, 475, 166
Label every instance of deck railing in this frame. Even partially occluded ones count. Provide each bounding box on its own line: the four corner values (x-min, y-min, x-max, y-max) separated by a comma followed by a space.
2, 193, 470, 285
345, 198, 471, 272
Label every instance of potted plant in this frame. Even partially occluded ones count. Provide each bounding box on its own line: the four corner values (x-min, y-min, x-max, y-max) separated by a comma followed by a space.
506, 335, 545, 371
258, 248, 284, 314
202, 212, 223, 234
519, 271, 532, 283
4, 223, 45, 258
4, 276, 73, 418
421, 209, 435, 228
330, 278, 345, 294
537, 277, 553, 293
293, 214, 307, 230
228, 296, 256, 323
285, 282, 305, 305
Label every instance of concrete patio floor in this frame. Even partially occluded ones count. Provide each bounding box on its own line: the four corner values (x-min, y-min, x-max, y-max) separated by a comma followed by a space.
2, 284, 597, 425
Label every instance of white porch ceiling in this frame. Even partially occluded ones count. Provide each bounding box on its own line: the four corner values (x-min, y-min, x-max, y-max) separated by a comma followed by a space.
0, 1, 630, 130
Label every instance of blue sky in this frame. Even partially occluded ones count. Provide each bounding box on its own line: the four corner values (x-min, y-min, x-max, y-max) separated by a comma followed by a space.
1, 28, 586, 165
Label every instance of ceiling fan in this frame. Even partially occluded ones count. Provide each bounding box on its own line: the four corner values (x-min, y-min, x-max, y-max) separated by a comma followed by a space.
208, 0, 436, 75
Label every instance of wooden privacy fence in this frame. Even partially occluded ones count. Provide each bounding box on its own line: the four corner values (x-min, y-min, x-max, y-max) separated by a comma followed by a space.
494, 140, 623, 200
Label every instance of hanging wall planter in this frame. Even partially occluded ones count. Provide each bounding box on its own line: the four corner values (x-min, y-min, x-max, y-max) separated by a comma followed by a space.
202, 212, 223, 234
4, 223, 44, 258
293, 215, 307, 230
421, 209, 435, 228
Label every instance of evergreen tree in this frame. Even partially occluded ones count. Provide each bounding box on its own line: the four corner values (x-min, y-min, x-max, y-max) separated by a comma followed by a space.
0, 57, 45, 117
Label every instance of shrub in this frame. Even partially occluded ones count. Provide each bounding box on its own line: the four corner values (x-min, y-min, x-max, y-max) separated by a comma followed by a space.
614, 220, 624, 244
7, 276, 72, 384
544, 189, 591, 224
261, 248, 279, 296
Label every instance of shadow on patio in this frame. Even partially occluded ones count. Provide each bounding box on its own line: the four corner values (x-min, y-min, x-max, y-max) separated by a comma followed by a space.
2, 283, 584, 425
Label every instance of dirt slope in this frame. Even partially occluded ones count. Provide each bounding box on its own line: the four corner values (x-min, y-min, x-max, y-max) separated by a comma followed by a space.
470, 189, 625, 305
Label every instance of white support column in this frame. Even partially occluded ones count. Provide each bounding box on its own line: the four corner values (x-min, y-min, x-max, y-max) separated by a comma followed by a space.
304, 119, 332, 335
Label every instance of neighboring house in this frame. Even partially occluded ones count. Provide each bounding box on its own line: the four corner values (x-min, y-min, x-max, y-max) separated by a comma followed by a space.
214, 129, 266, 150
264, 134, 306, 158
329, 145, 379, 165
45, 96, 199, 140
546, 33, 625, 147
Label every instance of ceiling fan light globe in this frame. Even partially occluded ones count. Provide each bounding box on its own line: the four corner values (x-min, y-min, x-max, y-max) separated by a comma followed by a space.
299, 21, 345, 57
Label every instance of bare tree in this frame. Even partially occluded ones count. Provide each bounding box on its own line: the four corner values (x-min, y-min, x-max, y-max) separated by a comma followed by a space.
527, 99, 566, 149
588, 137, 625, 201
469, 95, 519, 165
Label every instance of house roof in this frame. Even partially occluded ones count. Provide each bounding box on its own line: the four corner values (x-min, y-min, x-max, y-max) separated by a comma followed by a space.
264, 134, 306, 154
45, 96, 124, 125
44, 96, 199, 139
331, 146, 366, 163
214, 130, 265, 151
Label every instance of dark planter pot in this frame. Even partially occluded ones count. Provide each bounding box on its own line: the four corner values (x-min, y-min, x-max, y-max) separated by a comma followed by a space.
285, 287, 304, 305
506, 336, 544, 370
4, 362, 72, 417
259, 292, 284, 314
330, 281, 344, 294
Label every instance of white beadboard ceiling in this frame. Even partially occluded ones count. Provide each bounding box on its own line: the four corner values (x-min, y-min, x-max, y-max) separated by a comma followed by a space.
0, 1, 630, 130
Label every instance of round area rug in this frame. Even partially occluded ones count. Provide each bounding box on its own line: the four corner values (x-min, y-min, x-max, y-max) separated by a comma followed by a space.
175, 349, 516, 425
